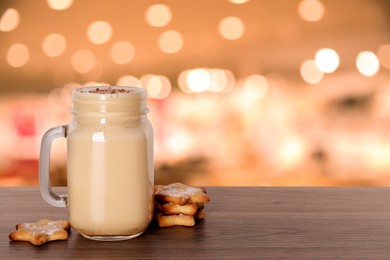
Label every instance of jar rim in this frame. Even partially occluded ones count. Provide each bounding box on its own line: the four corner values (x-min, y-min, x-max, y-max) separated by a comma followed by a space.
74, 86, 145, 96
72, 86, 149, 115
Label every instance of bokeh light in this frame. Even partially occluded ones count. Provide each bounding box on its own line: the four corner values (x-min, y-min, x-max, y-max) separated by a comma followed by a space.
164, 130, 195, 158
367, 142, 390, 171
0, 8, 20, 32
143, 75, 172, 99
47, 0, 73, 10
314, 48, 339, 73
218, 17, 245, 40
356, 51, 380, 77
83, 82, 109, 87
243, 74, 269, 99
178, 69, 235, 94
186, 69, 211, 92
71, 49, 96, 73
87, 21, 113, 45
300, 59, 324, 84
6, 43, 30, 68
178, 70, 193, 94
140, 74, 153, 88
222, 70, 236, 93
298, 0, 325, 22
116, 75, 142, 87
208, 69, 228, 93
228, 0, 250, 4
377, 44, 390, 69
278, 136, 306, 169
145, 4, 172, 27
42, 33, 67, 57
111, 41, 135, 64
158, 30, 184, 54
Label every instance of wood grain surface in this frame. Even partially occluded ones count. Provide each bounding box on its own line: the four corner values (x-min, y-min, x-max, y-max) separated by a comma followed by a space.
1, 187, 390, 259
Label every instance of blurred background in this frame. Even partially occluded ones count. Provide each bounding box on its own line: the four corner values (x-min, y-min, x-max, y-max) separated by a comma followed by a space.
1, 0, 390, 186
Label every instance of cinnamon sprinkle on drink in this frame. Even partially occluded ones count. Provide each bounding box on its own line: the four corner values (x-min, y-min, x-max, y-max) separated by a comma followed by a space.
86, 87, 135, 94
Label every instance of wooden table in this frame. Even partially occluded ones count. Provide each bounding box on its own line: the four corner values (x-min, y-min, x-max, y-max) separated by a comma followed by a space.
1, 187, 390, 259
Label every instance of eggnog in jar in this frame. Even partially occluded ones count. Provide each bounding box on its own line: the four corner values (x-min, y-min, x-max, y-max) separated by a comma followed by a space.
66, 86, 153, 241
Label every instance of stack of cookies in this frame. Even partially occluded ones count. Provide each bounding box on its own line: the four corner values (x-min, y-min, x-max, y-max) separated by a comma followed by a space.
153, 183, 210, 227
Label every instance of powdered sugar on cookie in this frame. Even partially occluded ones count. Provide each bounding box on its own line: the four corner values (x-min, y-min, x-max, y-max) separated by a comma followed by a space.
154, 183, 210, 205
9, 219, 71, 246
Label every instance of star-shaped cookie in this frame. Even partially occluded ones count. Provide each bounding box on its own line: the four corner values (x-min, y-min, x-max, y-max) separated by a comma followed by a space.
9, 219, 71, 246
154, 183, 210, 205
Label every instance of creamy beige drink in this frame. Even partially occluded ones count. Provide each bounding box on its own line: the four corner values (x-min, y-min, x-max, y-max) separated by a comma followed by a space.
66, 87, 153, 239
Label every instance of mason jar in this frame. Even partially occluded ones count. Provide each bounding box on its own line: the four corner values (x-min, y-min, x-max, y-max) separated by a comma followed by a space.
39, 86, 154, 241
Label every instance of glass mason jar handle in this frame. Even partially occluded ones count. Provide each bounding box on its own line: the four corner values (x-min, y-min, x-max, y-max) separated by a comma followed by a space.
39, 125, 68, 207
